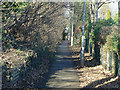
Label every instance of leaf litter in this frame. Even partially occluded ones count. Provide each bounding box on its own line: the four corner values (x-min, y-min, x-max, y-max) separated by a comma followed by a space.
71, 46, 120, 88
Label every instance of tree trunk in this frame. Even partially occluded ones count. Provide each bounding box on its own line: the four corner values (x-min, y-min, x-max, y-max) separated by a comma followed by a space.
94, 42, 100, 64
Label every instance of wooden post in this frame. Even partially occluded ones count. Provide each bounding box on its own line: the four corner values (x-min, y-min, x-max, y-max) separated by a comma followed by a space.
110, 51, 112, 72
107, 50, 110, 71
114, 52, 119, 76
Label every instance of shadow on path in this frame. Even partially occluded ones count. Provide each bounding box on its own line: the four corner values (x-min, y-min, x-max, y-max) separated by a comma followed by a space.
39, 40, 80, 88
82, 76, 120, 88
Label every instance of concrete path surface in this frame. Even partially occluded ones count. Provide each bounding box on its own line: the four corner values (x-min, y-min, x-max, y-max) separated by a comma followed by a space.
44, 40, 80, 88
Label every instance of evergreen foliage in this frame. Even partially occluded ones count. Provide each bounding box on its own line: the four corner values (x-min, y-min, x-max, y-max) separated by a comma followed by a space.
106, 10, 111, 20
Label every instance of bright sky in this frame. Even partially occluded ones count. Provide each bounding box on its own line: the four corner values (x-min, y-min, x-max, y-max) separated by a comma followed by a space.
109, 2, 118, 17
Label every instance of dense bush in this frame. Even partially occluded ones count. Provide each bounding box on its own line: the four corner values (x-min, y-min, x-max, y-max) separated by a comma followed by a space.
105, 25, 120, 54
90, 19, 115, 46
2, 2, 66, 52
1, 2, 67, 87
89, 19, 117, 62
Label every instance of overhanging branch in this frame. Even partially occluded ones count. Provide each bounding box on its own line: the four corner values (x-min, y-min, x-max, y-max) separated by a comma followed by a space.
98, 1, 112, 9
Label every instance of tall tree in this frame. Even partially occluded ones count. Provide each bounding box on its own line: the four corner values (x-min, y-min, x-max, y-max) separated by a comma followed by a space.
106, 9, 111, 20
80, 1, 86, 67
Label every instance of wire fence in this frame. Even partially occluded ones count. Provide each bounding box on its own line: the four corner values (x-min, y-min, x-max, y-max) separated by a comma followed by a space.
1, 48, 55, 88
100, 40, 119, 77
2, 52, 33, 87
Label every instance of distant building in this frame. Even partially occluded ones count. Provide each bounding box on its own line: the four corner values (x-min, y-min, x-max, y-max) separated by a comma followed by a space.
98, 1, 118, 20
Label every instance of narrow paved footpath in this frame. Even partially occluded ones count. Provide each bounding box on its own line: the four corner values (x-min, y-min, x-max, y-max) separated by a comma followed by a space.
45, 40, 80, 88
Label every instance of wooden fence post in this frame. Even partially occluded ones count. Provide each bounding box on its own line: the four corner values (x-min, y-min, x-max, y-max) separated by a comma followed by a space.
114, 52, 119, 76
112, 51, 115, 75
112, 51, 119, 76
107, 50, 110, 71
109, 51, 112, 72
